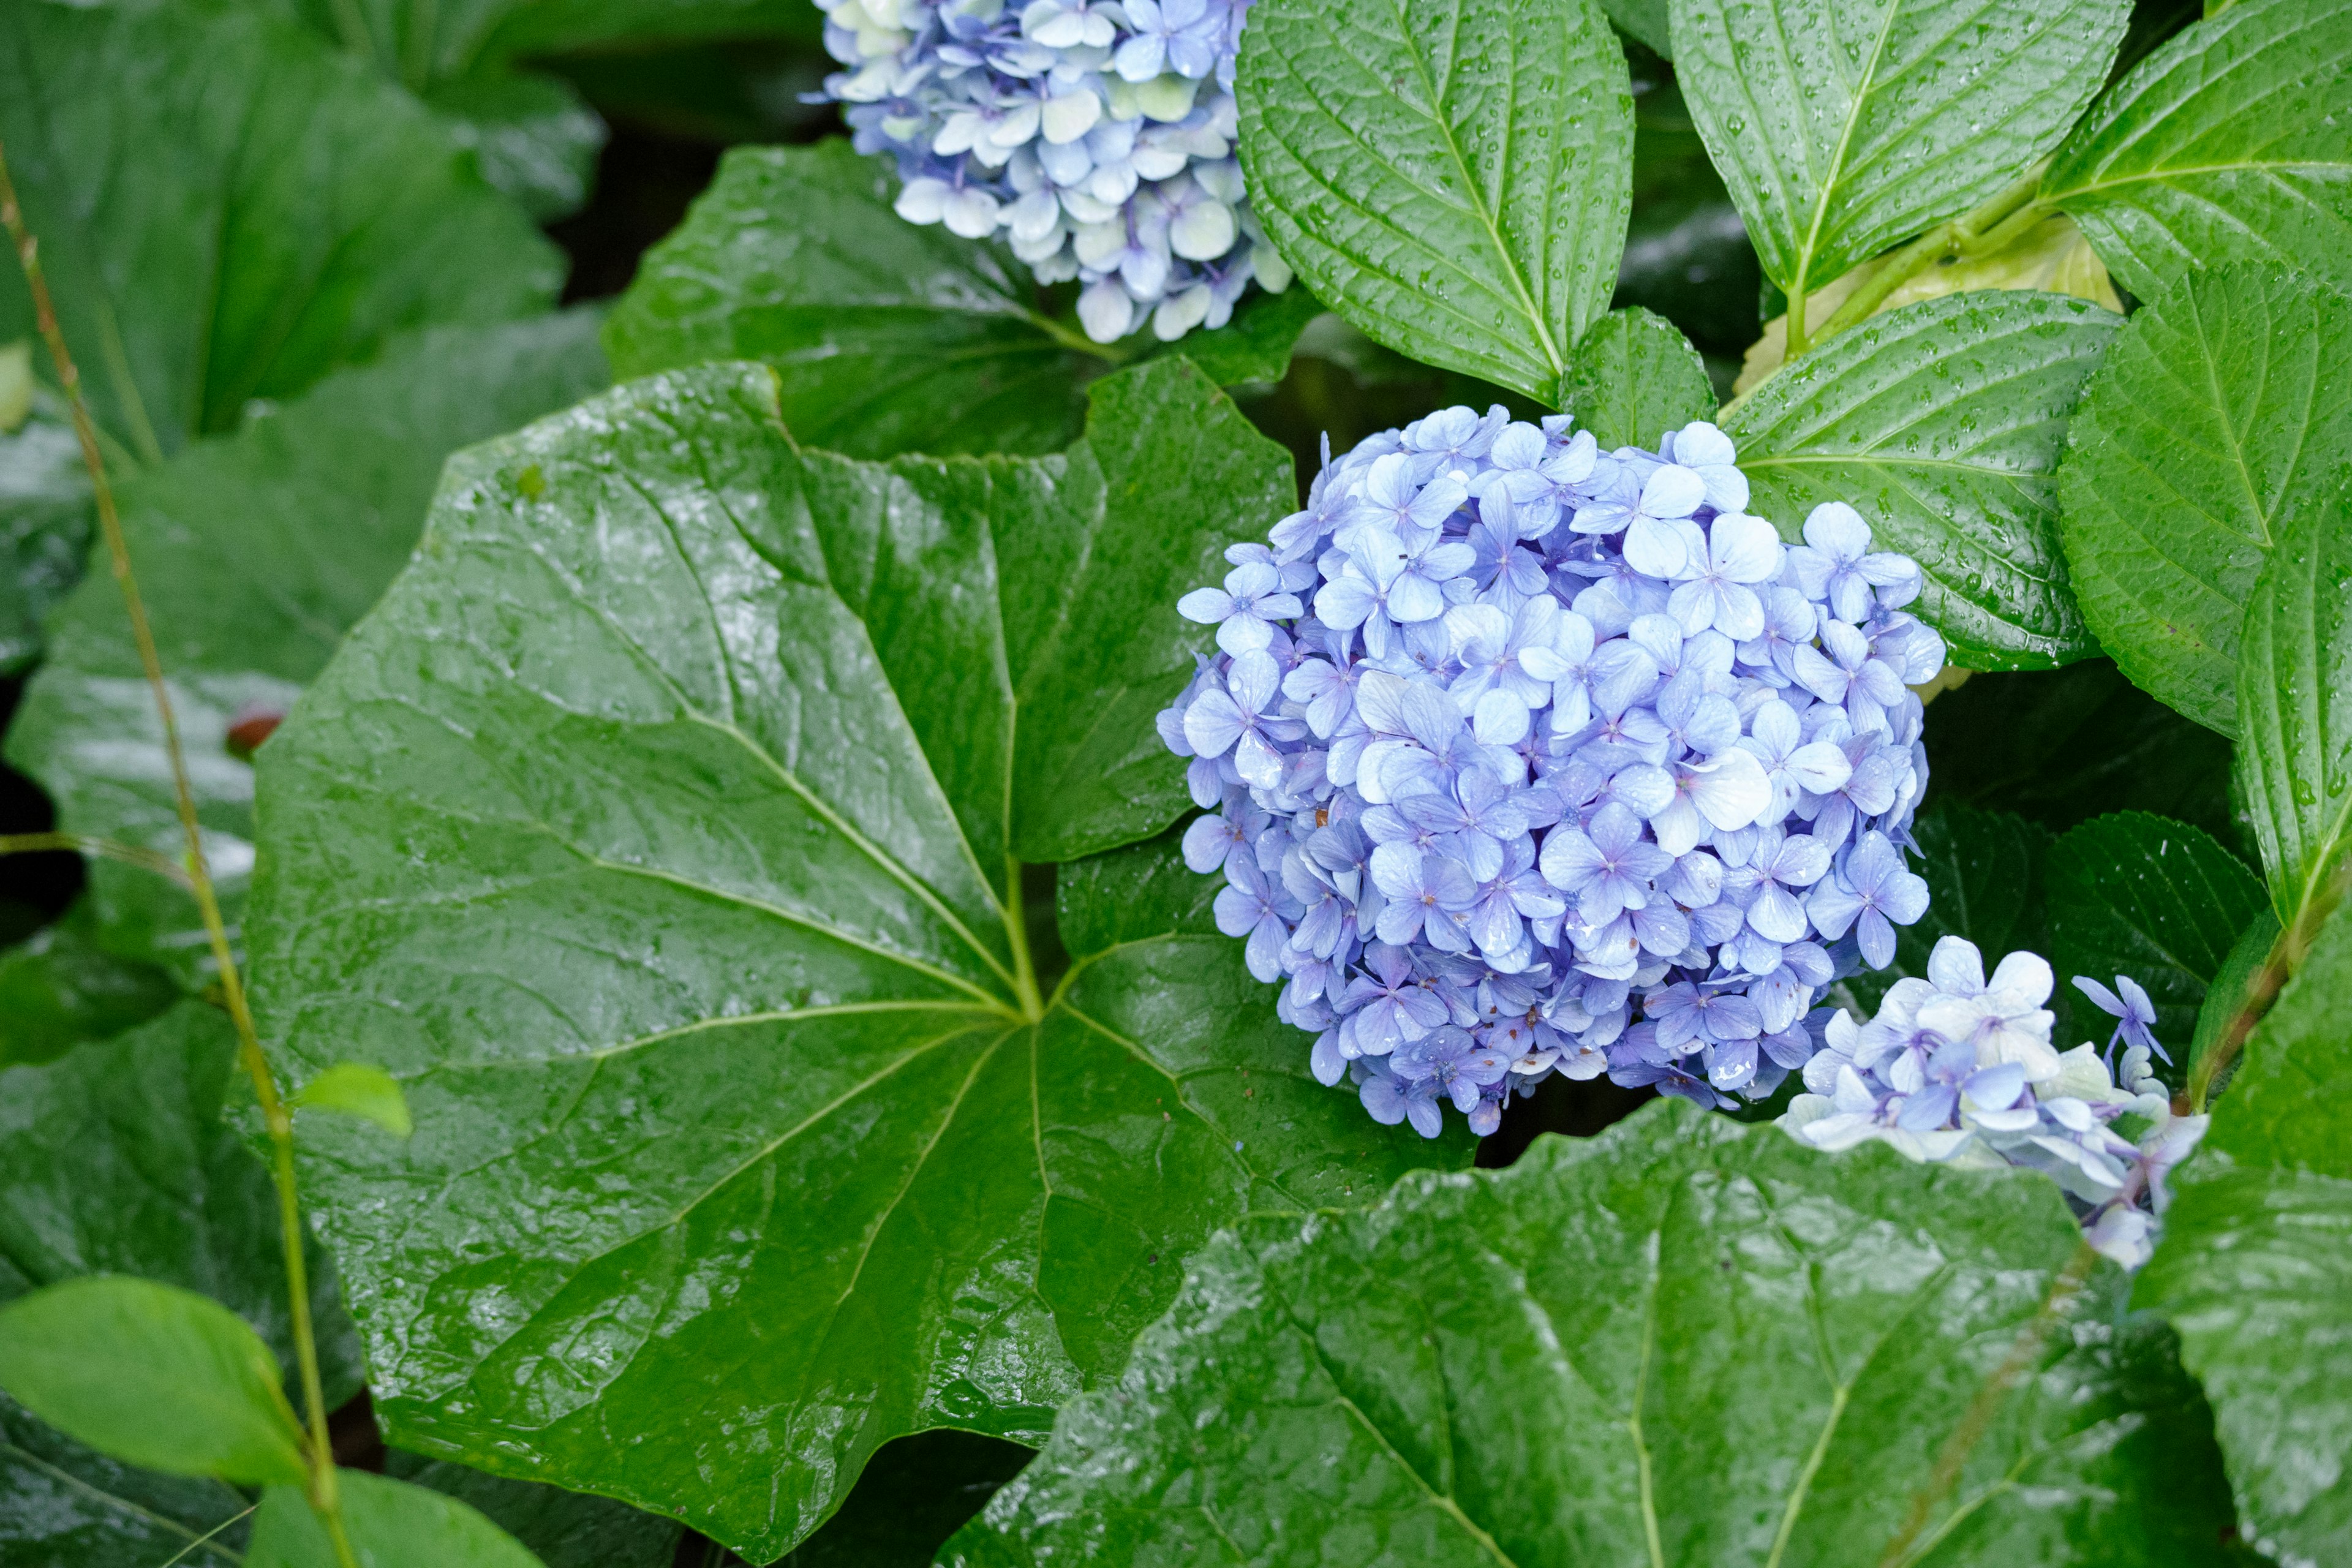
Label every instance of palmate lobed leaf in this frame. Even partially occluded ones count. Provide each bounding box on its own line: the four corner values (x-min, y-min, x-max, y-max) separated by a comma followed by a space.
1234, 0, 1634, 406
948, 1099, 2244, 1568
1723, 290, 2120, 669
246, 357, 1467, 1560
2057, 265, 2352, 738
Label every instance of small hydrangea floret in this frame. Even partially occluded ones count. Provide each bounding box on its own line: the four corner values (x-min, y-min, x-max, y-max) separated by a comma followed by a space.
1158, 409, 1947, 1139
1783, 936, 2209, 1267
818, 0, 1287, 342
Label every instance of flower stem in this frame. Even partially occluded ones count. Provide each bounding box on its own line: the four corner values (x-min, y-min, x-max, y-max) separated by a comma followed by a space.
0, 139, 360, 1568
0, 830, 193, 887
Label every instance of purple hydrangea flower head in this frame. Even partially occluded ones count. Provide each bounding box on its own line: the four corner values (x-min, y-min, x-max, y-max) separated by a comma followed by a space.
1784, 935, 2207, 1268
1158, 412, 1952, 1136
819, 0, 1283, 342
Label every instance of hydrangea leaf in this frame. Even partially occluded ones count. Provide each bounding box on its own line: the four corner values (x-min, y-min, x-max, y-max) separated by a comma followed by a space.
244, 358, 1466, 1561
1724, 291, 2120, 670
2137, 900, 2352, 1562
424, 71, 608, 223
247, 1471, 546, 1568
2234, 470, 2352, 937
2057, 265, 2352, 737
1234, 0, 1635, 405
2184, 907, 2282, 1095
1839, 801, 2053, 1021
382, 1451, 685, 1568
1667, 0, 2127, 311
948, 1099, 2244, 1568
605, 142, 1315, 461
0, 0, 560, 467
1558, 306, 1714, 451
0, 900, 176, 1069
2045, 812, 2269, 1075
2044, 0, 2352, 302
1, 312, 610, 987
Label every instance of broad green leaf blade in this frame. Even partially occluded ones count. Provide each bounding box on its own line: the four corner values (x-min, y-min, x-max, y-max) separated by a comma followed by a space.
288, 1063, 413, 1137
248, 1471, 546, 1568
2057, 265, 2352, 735
382, 1450, 685, 1568
2138, 901, 2352, 1562
2, 312, 609, 986
0, 1277, 306, 1486
0, 0, 561, 464
426, 71, 608, 224
0, 1393, 251, 1567
1668, 0, 2127, 306
262, 0, 819, 87
1558, 307, 1713, 450
2046, 812, 2268, 1072
1724, 291, 2120, 669
2234, 470, 2352, 934
1234, 0, 1634, 404
1839, 801, 2054, 1022
0, 385, 87, 676
951, 1100, 2243, 1568
1602, 0, 1672, 54
2045, 0, 2352, 301
246, 360, 1460, 1559
0, 900, 176, 1068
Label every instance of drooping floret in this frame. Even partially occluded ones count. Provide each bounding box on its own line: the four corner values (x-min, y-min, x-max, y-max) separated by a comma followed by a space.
1158, 409, 1945, 1139
816, 0, 1288, 342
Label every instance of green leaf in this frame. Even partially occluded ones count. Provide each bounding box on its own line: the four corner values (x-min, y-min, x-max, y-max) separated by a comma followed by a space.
1724, 291, 2120, 669
288, 1063, 413, 1138
0, 900, 177, 1068
1234, 0, 1634, 405
426, 71, 608, 224
1668, 0, 2128, 307
1617, 80, 1766, 363
1163, 285, 1327, 388
382, 1450, 685, 1568
247, 1470, 546, 1568
2234, 469, 2352, 935
245, 358, 1468, 1561
0, 1393, 252, 1567
1602, 0, 1672, 54
2045, 812, 2269, 1074
949, 1099, 2244, 1568
1558, 307, 1713, 451
2044, 0, 2352, 302
0, 0, 561, 466
2137, 900, 2352, 1563
0, 1276, 306, 1486
2057, 265, 2352, 736
1840, 801, 2052, 1020
2184, 907, 2282, 1093
0, 384, 88, 676
263, 0, 819, 85
2, 312, 609, 986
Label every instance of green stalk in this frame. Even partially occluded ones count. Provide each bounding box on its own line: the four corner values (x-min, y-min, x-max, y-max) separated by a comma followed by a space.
0, 830, 194, 886
0, 140, 363, 1568
1798, 162, 2054, 359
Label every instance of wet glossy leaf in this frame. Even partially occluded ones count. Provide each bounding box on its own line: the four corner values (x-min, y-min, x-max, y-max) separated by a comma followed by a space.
0, 1393, 252, 1568
1669, 0, 2127, 306
606, 143, 1316, 461
1602, 0, 1672, 53
2045, 0, 2352, 301
2057, 265, 2352, 736
1234, 0, 1634, 405
246, 358, 1466, 1560
950, 1099, 2243, 1568
0, 386, 86, 677
248, 1471, 546, 1568
426, 71, 608, 223
2, 312, 610, 987
1840, 801, 2053, 1022
2184, 908, 2282, 1096
1723, 292, 2120, 669
768, 1429, 1031, 1568
0, 0, 560, 466
0, 900, 176, 1068
2233, 471, 2352, 935
383, 1450, 686, 1568
1558, 307, 1714, 450
2138, 900, 2352, 1564
288, 1063, 414, 1138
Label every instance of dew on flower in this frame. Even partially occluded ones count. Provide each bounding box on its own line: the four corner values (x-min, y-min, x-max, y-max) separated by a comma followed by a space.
1158, 410, 1950, 1140
816, 0, 1287, 342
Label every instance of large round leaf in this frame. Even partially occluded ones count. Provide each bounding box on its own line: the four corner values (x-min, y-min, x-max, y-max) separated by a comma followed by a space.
950, 1099, 2244, 1567
246, 358, 1466, 1559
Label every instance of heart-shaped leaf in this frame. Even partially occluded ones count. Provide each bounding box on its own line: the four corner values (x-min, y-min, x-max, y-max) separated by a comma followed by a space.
2044, 0, 2352, 301
2057, 265, 2352, 736
949, 1099, 2242, 1568
2, 312, 609, 986
1558, 306, 1714, 450
2138, 899, 2352, 1563
1722, 291, 2120, 669
1234, 0, 1634, 405
246, 357, 1466, 1560
1668, 0, 2127, 317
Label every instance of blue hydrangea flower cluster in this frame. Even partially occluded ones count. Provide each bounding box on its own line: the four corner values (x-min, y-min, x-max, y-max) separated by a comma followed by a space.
1783, 937, 2209, 1268
816, 0, 1289, 342
1156, 407, 1947, 1139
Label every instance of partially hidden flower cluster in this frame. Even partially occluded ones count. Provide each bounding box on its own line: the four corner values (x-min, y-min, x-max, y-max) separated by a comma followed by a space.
1783, 937, 2207, 1268
1156, 408, 1946, 1139
818, 0, 1289, 342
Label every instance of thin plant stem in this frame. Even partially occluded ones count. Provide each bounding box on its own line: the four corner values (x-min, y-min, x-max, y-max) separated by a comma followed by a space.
0, 830, 193, 887
152, 1502, 258, 1568
0, 140, 361, 1568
